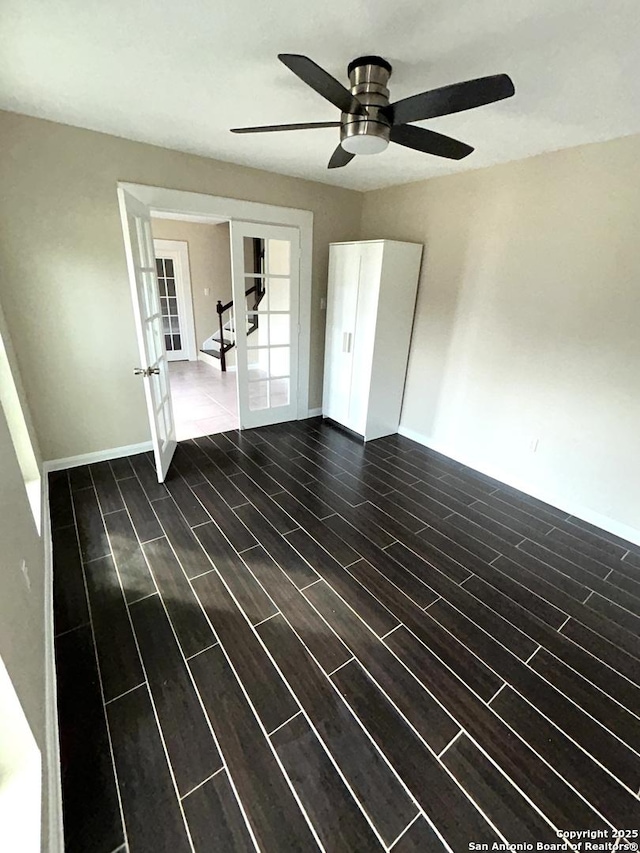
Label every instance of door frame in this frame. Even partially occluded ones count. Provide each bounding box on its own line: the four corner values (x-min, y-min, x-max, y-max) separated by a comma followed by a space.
152, 238, 198, 362
118, 183, 314, 420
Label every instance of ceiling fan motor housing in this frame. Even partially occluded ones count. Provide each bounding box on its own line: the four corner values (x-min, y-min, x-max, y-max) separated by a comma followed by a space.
341, 56, 392, 154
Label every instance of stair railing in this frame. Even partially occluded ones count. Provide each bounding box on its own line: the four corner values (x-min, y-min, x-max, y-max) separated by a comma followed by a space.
216, 298, 232, 372
214, 283, 265, 372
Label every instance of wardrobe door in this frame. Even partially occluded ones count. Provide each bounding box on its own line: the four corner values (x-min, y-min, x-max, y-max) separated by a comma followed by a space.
347, 242, 383, 434
322, 244, 360, 426
365, 241, 422, 439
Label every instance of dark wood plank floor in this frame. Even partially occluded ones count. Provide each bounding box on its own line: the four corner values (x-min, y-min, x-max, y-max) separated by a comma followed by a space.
51, 419, 640, 853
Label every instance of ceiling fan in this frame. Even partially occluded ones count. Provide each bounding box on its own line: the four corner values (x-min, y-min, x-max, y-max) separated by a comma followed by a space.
231, 54, 515, 169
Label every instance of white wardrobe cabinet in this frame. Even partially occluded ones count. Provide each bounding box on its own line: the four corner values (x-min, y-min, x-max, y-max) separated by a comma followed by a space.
322, 239, 423, 441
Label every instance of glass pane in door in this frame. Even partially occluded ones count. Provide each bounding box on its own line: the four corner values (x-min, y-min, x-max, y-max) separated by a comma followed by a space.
268, 314, 289, 345
245, 312, 268, 347
244, 276, 266, 312
269, 347, 290, 377
249, 380, 269, 410
243, 237, 265, 275
266, 277, 290, 312
270, 378, 290, 408
248, 348, 270, 381
266, 239, 290, 275
156, 257, 183, 353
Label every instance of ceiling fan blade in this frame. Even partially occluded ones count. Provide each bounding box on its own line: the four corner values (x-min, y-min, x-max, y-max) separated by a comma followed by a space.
279, 54, 367, 116
328, 145, 355, 169
231, 121, 341, 134
384, 74, 515, 125
390, 125, 473, 160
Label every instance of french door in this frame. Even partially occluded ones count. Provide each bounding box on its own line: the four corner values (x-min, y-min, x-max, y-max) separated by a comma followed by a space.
118, 189, 176, 482
229, 222, 300, 428
153, 239, 197, 362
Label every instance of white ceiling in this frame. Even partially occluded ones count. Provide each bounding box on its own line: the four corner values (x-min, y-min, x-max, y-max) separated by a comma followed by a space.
1, 0, 639, 191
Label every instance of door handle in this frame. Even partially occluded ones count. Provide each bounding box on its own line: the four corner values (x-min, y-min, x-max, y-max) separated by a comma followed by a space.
342, 332, 352, 353
134, 367, 160, 377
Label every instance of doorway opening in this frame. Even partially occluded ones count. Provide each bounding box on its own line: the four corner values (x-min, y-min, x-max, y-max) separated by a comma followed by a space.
118, 184, 313, 481
150, 217, 239, 441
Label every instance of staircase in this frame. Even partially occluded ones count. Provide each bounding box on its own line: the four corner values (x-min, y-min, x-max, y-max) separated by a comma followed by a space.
200, 281, 265, 371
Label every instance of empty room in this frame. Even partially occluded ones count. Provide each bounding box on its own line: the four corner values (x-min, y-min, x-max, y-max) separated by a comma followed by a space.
1, 1, 639, 851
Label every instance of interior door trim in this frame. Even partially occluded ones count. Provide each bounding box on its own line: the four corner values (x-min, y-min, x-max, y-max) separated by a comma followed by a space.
118, 182, 313, 420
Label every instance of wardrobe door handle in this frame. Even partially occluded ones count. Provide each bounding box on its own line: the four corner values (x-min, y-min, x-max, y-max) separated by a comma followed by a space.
342, 332, 352, 353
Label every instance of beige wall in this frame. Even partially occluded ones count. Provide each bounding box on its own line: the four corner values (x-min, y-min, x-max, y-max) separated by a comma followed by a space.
151, 219, 232, 349
3, 104, 640, 536
0, 308, 49, 844
0, 110, 362, 460
361, 133, 640, 536
3, 106, 640, 850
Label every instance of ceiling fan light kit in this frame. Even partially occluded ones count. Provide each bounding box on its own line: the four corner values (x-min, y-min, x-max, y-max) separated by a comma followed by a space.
231, 53, 515, 170
340, 56, 392, 156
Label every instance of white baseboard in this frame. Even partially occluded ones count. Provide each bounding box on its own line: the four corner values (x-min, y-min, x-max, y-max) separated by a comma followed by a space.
198, 351, 221, 369
198, 352, 236, 371
398, 425, 640, 548
42, 474, 64, 853
43, 441, 153, 473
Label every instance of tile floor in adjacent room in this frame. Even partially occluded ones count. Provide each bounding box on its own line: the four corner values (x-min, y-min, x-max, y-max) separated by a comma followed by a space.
50, 420, 640, 853
169, 359, 238, 440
